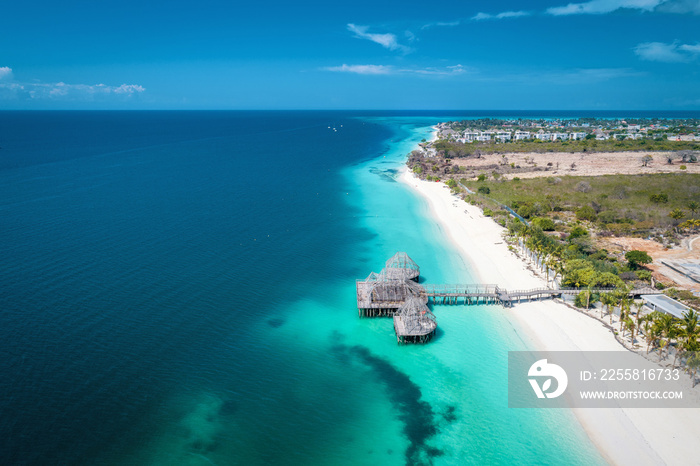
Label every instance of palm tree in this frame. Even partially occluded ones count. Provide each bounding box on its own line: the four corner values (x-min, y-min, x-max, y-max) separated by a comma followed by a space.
680, 309, 700, 348
657, 313, 679, 360
688, 200, 699, 218
624, 316, 636, 344
677, 310, 700, 368
634, 300, 645, 329
600, 292, 618, 324
587, 277, 601, 316
644, 312, 663, 354
686, 351, 700, 387
619, 297, 631, 332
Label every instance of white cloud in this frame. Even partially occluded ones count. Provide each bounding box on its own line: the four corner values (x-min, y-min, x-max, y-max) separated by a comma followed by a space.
113, 84, 146, 94
347, 24, 411, 53
471, 12, 493, 20
407, 64, 468, 75
679, 43, 700, 53
421, 20, 461, 29
496, 10, 531, 18
547, 0, 663, 15
472, 10, 531, 20
324, 64, 468, 76
655, 0, 700, 14
483, 67, 642, 84
0, 66, 12, 80
0, 73, 145, 101
634, 41, 700, 62
324, 64, 393, 75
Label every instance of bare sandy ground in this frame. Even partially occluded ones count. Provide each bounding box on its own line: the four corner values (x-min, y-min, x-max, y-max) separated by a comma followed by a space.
599, 236, 700, 292
399, 167, 700, 466
451, 151, 700, 179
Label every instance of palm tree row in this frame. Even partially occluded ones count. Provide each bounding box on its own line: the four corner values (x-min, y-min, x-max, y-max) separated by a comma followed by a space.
638, 308, 700, 386
575, 290, 700, 386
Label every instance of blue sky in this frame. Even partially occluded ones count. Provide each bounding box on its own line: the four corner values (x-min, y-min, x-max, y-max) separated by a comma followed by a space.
1, 0, 699, 109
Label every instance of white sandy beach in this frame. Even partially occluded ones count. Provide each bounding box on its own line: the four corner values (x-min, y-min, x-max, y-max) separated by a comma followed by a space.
399, 167, 700, 466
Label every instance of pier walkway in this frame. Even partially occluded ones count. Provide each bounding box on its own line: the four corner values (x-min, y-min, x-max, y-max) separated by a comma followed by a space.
423, 284, 657, 307
357, 252, 659, 343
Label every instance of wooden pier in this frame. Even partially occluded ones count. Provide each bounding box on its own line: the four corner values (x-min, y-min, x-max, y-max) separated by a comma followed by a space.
357, 252, 659, 344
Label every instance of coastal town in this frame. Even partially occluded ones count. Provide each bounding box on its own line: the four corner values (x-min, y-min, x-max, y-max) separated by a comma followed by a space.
436, 117, 700, 144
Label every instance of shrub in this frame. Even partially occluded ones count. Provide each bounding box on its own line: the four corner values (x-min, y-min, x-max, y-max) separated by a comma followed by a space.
483, 208, 493, 217
681, 165, 687, 170
512, 177, 520, 181
597, 211, 617, 224
569, 225, 588, 240
636, 270, 652, 282
477, 186, 491, 195
575, 181, 592, 193
477, 174, 487, 182
531, 217, 555, 231
576, 205, 597, 222
625, 250, 652, 268
595, 271, 624, 287
517, 204, 534, 219
649, 193, 669, 203
563, 261, 597, 287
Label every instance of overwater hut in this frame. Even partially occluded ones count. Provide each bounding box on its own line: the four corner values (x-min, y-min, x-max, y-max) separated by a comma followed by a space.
356, 273, 427, 317
393, 296, 437, 344
383, 252, 420, 282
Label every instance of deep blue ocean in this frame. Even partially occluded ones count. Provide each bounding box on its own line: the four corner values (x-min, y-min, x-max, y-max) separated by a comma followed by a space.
4, 110, 689, 465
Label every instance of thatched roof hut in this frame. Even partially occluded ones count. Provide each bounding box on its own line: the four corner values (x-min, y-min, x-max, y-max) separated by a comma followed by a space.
356, 278, 427, 316
383, 252, 420, 281
393, 296, 437, 343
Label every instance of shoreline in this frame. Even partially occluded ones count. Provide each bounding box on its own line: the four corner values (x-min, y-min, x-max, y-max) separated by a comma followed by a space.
398, 133, 700, 464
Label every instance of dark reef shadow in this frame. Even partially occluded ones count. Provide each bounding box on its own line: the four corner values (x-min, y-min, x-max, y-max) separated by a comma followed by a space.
329, 333, 453, 465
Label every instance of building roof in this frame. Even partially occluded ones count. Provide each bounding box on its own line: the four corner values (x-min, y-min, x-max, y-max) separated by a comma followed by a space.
641, 294, 691, 319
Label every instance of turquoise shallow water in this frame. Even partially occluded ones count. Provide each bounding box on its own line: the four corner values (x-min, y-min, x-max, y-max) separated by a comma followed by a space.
1, 111, 605, 465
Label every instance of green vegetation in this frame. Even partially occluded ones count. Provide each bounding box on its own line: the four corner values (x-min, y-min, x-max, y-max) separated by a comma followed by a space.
531, 217, 555, 231
625, 250, 652, 269
462, 173, 700, 236
576, 205, 597, 222
649, 193, 668, 203
638, 308, 700, 380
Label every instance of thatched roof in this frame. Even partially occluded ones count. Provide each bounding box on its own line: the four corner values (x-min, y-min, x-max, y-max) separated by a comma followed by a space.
383, 252, 420, 281
356, 278, 427, 309
394, 297, 436, 336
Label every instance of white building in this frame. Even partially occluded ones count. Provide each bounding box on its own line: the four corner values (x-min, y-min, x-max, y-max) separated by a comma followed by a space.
495, 131, 512, 142
463, 131, 480, 142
